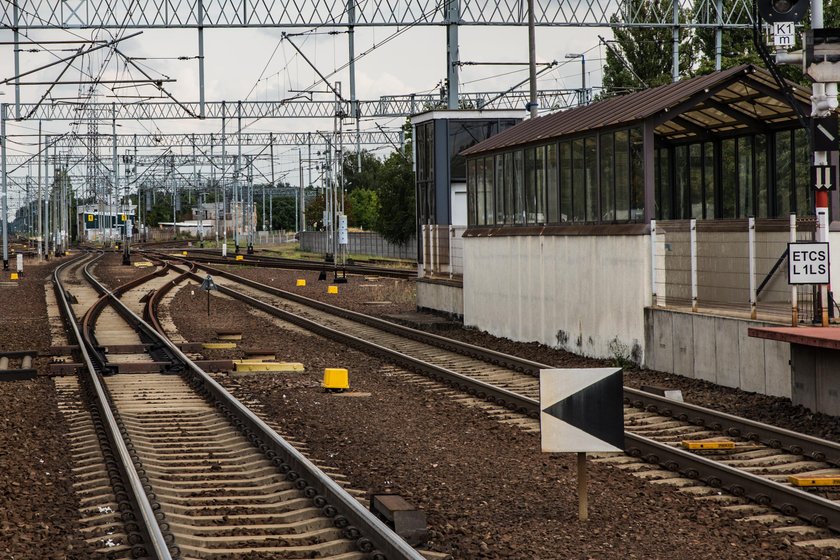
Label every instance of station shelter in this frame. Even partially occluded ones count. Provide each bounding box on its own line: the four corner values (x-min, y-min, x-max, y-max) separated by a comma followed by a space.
439, 64, 840, 413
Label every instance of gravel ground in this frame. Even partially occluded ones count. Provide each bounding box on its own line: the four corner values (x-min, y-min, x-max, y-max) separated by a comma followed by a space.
0, 253, 97, 559
166, 271, 834, 560
212, 264, 840, 443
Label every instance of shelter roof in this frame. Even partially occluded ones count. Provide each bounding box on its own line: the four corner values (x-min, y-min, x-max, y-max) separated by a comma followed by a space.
461, 64, 812, 156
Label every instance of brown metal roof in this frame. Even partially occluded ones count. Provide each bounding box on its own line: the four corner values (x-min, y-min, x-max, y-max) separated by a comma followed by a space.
461, 64, 812, 157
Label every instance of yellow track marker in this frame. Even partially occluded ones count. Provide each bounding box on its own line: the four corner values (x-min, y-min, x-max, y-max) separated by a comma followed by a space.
234, 361, 304, 372
235, 255, 244, 261
328, 285, 338, 294
788, 475, 840, 487
323, 367, 349, 390
681, 440, 735, 450
296, 279, 306, 287
202, 342, 237, 349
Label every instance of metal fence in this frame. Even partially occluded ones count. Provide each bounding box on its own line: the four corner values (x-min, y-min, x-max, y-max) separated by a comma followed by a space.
419, 225, 465, 279
299, 231, 416, 260
651, 217, 817, 324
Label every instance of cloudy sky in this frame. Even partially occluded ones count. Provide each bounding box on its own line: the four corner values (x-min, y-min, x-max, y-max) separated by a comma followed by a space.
0, 18, 609, 207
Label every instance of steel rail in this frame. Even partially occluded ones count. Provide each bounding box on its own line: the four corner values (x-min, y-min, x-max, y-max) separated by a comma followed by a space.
149, 253, 840, 467
156, 254, 548, 370
160, 257, 840, 533
85, 258, 426, 560
53, 253, 174, 560
168, 261, 535, 414
159, 248, 416, 279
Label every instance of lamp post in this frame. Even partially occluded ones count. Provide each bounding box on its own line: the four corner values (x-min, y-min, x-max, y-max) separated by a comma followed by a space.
565, 53, 587, 105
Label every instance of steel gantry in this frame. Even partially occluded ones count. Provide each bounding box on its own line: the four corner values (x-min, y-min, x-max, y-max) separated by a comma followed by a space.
0, 0, 753, 28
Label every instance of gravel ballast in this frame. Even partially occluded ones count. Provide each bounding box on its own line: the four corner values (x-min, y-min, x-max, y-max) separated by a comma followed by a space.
0, 254, 96, 559
164, 267, 835, 560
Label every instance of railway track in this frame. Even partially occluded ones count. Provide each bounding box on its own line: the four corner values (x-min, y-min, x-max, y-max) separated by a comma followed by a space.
151, 246, 416, 280
155, 254, 840, 545
54, 252, 426, 559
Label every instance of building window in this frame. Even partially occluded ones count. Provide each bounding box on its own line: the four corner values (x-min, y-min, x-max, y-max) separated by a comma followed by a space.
572, 139, 585, 222
546, 143, 559, 223
495, 154, 505, 224
535, 145, 546, 224
484, 156, 495, 225
505, 152, 515, 224
794, 128, 811, 216
525, 147, 537, 223
615, 130, 629, 221
703, 141, 715, 219
559, 141, 572, 222
630, 127, 644, 221
600, 132, 615, 221
584, 136, 598, 222
514, 150, 525, 224
467, 158, 476, 226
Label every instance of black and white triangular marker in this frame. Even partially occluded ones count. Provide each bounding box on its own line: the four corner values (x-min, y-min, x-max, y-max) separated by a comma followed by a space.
540, 368, 624, 453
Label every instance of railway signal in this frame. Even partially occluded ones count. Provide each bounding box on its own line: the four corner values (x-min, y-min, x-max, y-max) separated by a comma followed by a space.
756, 0, 808, 23
200, 274, 218, 316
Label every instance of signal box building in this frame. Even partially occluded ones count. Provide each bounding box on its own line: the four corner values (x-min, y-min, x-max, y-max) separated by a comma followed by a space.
78, 204, 137, 242
411, 110, 523, 311
438, 64, 840, 414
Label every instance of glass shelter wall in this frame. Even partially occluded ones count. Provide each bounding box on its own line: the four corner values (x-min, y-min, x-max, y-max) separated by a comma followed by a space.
654, 129, 811, 220
466, 126, 644, 226
466, 126, 814, 227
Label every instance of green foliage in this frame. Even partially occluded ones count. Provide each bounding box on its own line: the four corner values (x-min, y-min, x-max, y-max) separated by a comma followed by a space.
343, 151, 383, 193
347, 188, 380, 230
602, 0, 693, 96
376, 145, 415, 245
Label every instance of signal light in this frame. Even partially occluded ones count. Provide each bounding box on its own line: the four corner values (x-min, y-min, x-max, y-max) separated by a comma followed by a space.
757, 0, 808, 23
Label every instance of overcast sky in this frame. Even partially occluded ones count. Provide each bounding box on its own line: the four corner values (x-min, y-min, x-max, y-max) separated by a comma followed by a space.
0, 22, 609, 206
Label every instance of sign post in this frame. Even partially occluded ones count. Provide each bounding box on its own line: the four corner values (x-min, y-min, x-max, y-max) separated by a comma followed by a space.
540, 368, 624, 521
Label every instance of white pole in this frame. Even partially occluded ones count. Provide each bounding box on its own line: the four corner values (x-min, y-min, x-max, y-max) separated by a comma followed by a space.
790, 213, 798, 326
650, 219, 657, 306
449, 225, 454, 279
749, 217, 756, 319
690, 219, 697, 312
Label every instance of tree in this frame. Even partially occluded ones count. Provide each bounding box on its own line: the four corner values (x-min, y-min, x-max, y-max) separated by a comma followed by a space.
342, 150, 383, 193
347, 188, 380, 230
693, 0, 760, 75
376, 145, 415, 245
601, 0, 694, 96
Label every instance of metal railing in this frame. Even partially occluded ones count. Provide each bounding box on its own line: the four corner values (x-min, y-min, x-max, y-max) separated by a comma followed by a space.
419, 225, 465, 279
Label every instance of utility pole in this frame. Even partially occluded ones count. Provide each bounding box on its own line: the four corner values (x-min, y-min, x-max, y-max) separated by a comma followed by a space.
37, 121, 42, 260
1, 104, 7, 270
527, 0, 538, 118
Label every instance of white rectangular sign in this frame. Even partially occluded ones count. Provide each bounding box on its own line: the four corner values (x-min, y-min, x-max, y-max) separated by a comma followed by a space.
338, 214, 349, 245
788, 242, 830, 285
773, 22, 795, 48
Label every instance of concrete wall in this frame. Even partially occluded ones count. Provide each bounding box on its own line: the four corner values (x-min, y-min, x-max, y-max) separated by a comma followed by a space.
644, 307, 791, 398
417, 279, 464, 318
463, 234, 649, 362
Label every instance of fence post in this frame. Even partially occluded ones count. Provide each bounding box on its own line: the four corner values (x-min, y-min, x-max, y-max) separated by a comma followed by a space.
430, 225, 437, 276
690, 219, 697, 312
420, 225, 427, 277
749, 216, 756, 320
650, 219, 657, 306
790, 213, 798, 326
449, 225, 454, 279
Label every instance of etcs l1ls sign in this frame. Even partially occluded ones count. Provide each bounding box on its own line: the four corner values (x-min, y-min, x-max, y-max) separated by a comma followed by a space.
788, 242, 830, 285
